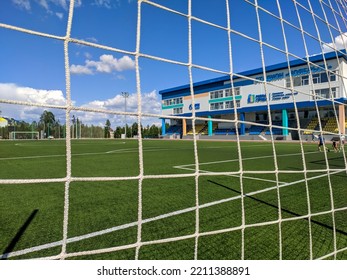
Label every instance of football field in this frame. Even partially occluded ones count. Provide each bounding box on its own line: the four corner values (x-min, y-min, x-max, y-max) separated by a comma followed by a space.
0, 139, 346, 260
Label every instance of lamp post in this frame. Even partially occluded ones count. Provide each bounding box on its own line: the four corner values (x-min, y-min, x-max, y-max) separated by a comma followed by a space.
121, 92, 129, 138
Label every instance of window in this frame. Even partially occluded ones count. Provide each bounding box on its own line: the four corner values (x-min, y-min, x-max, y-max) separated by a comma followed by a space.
224, 87, 240, 97
321, 72, 328, 83
163, 97, 183, 106
210, 90, 224, 99
173, 107, 183, 114
225, 100, 240, 108
172, 97, 183, 105
225, 101, 233, 108
320, 71, 337, 83
330, 71, 337, 82
210, 102, 224, 110
313, 87, 338, 99
234, 87, 240, 95
286, 70, 337, 87
312, 73, 320, 84
302, 75, 309, 85
286, 77, 301, 87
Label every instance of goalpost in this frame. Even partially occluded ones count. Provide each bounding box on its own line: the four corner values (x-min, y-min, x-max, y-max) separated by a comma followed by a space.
9, 131, 40, 140
0, 0, 347, 262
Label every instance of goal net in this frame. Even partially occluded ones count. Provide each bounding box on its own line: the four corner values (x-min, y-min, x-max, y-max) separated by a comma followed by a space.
9, 131, 40, 140
0, 0, 346, 261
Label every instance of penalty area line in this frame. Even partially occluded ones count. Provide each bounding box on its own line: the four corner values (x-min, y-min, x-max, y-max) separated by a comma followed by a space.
173, 151, 320, 169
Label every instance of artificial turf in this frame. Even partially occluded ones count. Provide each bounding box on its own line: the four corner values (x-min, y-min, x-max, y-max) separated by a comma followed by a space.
0, 139, 346, 259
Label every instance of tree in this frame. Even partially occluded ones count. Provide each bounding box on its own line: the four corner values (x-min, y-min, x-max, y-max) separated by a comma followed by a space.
76, 117, 80, 138
104, 119, 111, 138
40, 110, 56, 138
131, 122, 139, 136
125, 124, 131, 138
114, 126, 122, 138
40, 110, 56, 126
71, 115, 76, 138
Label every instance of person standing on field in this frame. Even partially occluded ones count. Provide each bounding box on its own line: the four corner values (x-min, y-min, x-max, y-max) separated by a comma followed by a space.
318, 134, 330, 152
332, 139, 338, 152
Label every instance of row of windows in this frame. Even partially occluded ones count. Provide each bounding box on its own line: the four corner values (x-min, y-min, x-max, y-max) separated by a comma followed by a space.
173, 107, 183, 114
210, 100, 241, 111
210, 87, 240, 99
163, 97, 183, 106
166, 71, 337, 107
313, 87, 338, 99
286, 71, 337, 88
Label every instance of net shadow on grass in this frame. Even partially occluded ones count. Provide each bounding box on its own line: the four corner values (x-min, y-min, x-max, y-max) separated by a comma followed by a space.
1, 209, 39, 259
207, 180, 347, 237
309, 156, 346, 168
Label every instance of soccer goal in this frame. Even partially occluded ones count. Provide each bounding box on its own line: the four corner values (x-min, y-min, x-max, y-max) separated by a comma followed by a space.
0, 0, 347, 262
9, 131, 40, 140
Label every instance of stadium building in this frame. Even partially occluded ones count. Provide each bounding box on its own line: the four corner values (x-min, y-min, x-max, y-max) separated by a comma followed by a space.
159, 51, 347, 141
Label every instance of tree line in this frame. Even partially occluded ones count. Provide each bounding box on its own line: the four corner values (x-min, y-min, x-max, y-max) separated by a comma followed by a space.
0, 110, 164, 139
111, 122, 166, 139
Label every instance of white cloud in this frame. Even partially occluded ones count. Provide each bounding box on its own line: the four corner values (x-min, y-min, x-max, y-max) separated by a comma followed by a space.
37, 0, 49, 10
93, 0, 113, 9
70, 64, 93, 75
39, 0, 69, 10
81, 90, 161, 114
322, 32, 347, 53
0, 83, 162, 127
76, 90, 162, 127
12, 0, 82, 13
12, 0, 31, 10
84, 52, 92, 59
55, 12, 64, 19
86, 37, 98, 43
70, 54, 136, 75
0, 83, 66, 121
0, 83, 66, 106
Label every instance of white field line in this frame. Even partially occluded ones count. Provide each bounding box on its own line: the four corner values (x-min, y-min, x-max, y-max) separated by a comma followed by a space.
175, 165, 287, 184
13, 141, 127, 147
172, 151, 309, 184
0, 147, 172, 161
41, 205, 347, 260
173, 151, 320, 169
0, 143, 285, 161
1, 168, 343, 259
105, 148, 139, 154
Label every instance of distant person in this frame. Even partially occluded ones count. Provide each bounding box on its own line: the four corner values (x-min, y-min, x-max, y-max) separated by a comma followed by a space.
340, 135, 345, 152
318, 134, 330, 152
332, 139, 338, 153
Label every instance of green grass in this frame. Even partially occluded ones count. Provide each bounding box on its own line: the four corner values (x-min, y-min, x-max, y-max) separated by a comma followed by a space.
0, 139, 346, 260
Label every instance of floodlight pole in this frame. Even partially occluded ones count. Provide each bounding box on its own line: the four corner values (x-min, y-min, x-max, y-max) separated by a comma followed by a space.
121, 92, 129, 138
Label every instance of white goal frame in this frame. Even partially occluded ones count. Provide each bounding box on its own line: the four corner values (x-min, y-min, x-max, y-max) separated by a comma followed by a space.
9, 131, 40, 140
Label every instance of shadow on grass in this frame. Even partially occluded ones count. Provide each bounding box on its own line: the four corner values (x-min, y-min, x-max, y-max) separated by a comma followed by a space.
207, 180, 347, 236
310, 156, 346, 168
1, 209, 39, 260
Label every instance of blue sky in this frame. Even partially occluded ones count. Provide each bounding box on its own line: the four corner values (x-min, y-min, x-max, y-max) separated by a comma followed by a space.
0, 0, 346, 127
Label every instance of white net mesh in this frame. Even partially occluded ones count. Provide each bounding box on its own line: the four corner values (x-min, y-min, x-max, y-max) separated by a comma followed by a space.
0, 0, 347, 260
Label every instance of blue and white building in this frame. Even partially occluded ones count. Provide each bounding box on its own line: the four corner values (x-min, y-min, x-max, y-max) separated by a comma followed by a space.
159, 51, 347, 140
